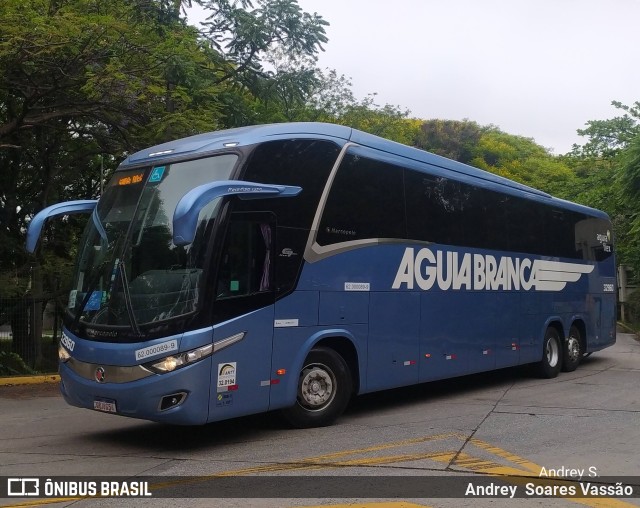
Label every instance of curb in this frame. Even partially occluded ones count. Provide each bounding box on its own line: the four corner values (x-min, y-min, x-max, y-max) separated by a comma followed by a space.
0, 374, 60, 386
617, 321, 640, 340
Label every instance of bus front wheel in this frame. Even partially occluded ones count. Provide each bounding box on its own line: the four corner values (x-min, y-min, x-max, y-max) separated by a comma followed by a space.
562, 325, 582, 372
537, 327, 562, 378
281, 347, 352, 428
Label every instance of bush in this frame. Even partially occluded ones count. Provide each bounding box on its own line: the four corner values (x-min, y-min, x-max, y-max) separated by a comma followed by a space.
624, 289, 640, 325
0, 351, 36, 376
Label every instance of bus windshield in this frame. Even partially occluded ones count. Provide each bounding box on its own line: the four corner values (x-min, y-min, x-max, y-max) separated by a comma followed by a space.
67, 154, 238, 338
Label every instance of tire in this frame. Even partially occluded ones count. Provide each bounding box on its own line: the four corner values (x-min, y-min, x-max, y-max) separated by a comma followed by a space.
562, 325, 583, 372
537, 327, 562, 378
281, 347, 352, 428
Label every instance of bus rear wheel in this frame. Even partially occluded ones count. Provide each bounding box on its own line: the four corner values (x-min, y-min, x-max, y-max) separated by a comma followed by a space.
281, 347, 352, 428
537, 327, 562, 378
562, 325, 583, 372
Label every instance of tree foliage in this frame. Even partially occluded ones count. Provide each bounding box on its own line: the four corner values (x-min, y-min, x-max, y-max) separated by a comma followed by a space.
0, 0, 328, 298
616, 134, 640, 275
562, 101, 640, 278
571, 101, 640, 158
414, 119, 486, 164
470, 130, 576, 196
414, 120, 576, 196
0, 0, 331, 366
301, 70, 422, 145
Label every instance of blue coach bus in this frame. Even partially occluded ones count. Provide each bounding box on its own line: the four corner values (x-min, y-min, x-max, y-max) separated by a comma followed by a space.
26, 123, 617, 427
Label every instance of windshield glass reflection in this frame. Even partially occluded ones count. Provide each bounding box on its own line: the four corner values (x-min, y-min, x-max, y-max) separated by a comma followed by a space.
67, 155, 237, 338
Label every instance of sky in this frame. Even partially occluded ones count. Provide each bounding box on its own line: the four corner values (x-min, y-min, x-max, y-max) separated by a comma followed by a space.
189, 0, 640, 155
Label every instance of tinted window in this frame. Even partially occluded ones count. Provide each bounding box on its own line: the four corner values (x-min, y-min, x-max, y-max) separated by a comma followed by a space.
575, 217, 614, 261
405, 171, 509, 250
239, 139, 340, 229
217, 216, 273, 298
212, 212, 275, 324
404, 168, 612, 260
317, 152, 406, 245
404, 173, 464, 246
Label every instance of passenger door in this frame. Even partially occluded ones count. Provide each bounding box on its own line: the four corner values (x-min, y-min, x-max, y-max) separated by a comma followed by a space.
207, 212, 276, 422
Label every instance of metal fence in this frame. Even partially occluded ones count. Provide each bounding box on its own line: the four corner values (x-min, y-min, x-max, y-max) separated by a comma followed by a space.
0, 295, 63, 372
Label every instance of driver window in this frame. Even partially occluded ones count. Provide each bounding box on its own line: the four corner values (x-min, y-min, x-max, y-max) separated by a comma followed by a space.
217, 216, 273, 298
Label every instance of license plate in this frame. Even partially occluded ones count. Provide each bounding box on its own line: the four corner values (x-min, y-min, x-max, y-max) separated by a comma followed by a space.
93, 399, 117, 413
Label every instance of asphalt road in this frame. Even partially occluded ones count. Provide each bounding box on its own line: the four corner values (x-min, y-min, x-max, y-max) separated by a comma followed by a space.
1, 333, 640, 508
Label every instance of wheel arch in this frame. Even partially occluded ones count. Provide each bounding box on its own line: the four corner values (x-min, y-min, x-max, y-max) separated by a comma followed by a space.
570, 317, 587, 351
540, 318, 565, 352
313, 336, 360, 396
283, 329, 361, 406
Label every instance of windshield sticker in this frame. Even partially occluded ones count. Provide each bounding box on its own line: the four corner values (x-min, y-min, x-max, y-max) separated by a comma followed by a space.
149, 166, 166, 183
85, 291, 104, 311
217, 362, 237, 392
68, 290, 77, 309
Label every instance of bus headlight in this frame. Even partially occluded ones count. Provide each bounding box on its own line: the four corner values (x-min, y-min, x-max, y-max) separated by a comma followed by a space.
58, 345, 71, 363
146, 344, 213, 374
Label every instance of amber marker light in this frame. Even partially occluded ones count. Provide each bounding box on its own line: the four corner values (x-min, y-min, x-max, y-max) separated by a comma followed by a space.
276, 369, 286, 376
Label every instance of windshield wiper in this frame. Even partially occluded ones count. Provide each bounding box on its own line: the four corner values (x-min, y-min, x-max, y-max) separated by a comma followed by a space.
116, 260, 141, 336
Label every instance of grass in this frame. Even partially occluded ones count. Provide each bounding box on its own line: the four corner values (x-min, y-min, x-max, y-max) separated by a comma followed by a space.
0, 335, 59, 375
618, 321, 640, 339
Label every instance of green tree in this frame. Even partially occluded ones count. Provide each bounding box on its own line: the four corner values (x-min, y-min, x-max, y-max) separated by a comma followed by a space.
469, 130, 576, 195
414, 119, 487, 164
567, 101, 640, 280
571, 101, 640, 158
616, 134, 640, 275
414, 120, 576, 196
0, 0, 328, 366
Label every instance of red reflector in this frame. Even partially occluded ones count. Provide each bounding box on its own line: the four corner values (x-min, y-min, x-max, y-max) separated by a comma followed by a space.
227, 385, 239, 391
270, 379, 280, 385
424, 353, 431, 358
511, 343, 520, 350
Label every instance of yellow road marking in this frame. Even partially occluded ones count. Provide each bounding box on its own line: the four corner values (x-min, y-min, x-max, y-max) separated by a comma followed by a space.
468, 437, 545, 473
2, 433, 636, 507
0, 499, 73, 507
432, 445, 637, 508
298, 503, 430, 508
298, 433, 461, 462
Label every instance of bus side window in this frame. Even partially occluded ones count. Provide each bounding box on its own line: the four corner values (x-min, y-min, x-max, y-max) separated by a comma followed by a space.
217, 217, 273, 299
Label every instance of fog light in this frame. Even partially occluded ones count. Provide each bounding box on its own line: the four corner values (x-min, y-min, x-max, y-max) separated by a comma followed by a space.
159, 392, 187, 411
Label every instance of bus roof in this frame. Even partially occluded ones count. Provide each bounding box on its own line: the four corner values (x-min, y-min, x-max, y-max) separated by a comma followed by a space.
119, 122, 608, 220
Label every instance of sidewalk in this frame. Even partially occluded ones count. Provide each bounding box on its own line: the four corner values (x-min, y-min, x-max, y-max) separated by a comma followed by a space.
0, 373, 59, 386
